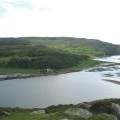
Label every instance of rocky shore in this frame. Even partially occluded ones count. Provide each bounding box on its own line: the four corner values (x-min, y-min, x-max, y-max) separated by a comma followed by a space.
0, 73, 38, 81
0, 98, 120, 120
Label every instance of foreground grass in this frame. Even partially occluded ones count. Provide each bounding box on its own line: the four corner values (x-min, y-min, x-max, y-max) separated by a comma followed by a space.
0, 112, 115, 120
0, 112, 59, 120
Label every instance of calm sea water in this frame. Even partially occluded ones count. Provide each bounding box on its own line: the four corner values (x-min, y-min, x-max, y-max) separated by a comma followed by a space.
0, 55, 120, 108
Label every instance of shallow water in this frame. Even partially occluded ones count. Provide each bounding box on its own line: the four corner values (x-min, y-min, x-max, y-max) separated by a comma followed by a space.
0, 56, 120, 108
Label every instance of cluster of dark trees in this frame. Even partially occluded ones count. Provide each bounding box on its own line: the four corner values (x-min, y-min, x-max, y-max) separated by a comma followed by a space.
0, 55, 89, 69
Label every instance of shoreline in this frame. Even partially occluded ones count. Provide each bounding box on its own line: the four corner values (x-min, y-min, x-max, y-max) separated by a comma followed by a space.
0, 60, 103, 81
0, 98, 119, 108
0, 99, 120, 120
0, 98, 120, 112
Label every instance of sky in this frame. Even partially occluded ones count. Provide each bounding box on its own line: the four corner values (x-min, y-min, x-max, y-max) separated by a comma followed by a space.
0, 0, 120, 44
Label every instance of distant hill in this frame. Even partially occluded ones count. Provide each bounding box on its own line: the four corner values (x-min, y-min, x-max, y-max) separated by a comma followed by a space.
0, 37, 119, 72
0, 37, 120, 56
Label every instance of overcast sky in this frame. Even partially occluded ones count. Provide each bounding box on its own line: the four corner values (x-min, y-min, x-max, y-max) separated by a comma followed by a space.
0, 0, 120, 44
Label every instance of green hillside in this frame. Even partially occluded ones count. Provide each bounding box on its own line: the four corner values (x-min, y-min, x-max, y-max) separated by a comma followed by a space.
0, 45, 89, 70
0, 37, 119, 74
1, 37, 120, 56
29, 37, 120, 56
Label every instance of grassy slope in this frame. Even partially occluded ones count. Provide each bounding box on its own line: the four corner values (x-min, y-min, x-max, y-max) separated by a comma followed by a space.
0, 67, 39, 74
0, 112, 114, 120
0, 45, 89, 71
1, 37, 120, 56
15, 37, 120, 56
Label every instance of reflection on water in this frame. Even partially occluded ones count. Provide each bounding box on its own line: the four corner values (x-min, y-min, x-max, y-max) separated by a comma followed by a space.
0, 56, 120, 108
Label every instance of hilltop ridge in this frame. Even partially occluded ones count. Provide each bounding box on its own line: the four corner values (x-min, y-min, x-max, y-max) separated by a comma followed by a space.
0, 37, 120, 55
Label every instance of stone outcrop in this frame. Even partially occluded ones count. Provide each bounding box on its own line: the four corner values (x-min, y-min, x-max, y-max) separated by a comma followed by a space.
0, 111, 11, 116
30, 110, 45, 115
77, 102, 91, 109
102, 113, 118, 120
111, 103, 120, 117
64, 108, 92, 118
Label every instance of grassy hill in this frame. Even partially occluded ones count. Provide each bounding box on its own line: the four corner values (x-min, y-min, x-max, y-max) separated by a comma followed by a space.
1, 37, 120, 56
29, 37, 120, 56
0, 37, 119, 74
0, 45, 89, 71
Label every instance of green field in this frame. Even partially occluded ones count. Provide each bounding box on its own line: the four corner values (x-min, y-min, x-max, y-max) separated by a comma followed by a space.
0, 112, 115, 120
